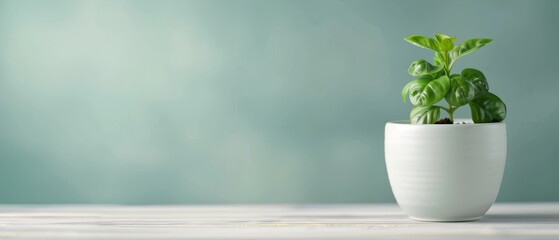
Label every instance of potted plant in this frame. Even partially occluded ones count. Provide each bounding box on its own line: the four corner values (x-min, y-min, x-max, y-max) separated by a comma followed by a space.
385, 34, 507, 222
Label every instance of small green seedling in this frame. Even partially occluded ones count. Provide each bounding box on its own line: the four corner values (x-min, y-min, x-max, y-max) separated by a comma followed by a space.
402, 34, 506, 124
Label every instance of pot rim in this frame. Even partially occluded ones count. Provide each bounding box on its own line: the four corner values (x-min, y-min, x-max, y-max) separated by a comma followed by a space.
387, 118, 506, 126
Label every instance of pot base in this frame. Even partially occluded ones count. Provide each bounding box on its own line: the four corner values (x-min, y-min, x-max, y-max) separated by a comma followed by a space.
409, 216, 482, 222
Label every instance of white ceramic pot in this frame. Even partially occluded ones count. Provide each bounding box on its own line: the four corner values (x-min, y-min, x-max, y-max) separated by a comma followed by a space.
385, 119, 507, 222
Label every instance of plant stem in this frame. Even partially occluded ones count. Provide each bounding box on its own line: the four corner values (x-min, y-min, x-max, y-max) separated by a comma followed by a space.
439, 105, 455, 122
442, 51, 456, 123
448, 104, 455, 122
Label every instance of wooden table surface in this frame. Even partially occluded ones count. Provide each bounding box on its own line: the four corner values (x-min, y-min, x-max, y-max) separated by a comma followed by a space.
1, 203, 558, 239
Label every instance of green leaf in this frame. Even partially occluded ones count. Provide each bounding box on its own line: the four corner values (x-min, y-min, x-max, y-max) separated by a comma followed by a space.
461, 68, 489, 96
434, 34, 450, 42
408, 75, 450, 106
401, 81, 413, 102
449, 38, 493, 65
433, 52, 444, 66
445, 74, 475, 106
434, 34, 456, 52
469, 92, 507, 123
408, 59, 444, 77
405, 35, 438, 51
410, 105, 440, 124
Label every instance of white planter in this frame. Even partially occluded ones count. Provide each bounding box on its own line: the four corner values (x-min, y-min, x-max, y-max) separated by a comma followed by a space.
384, 119, 507, 222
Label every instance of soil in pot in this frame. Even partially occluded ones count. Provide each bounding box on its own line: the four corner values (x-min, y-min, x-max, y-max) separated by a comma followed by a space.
434, 118, 471, 124
435, 118, 453, 124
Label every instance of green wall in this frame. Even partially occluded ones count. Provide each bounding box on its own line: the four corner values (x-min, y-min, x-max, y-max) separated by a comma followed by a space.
0, 0, 557, 204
